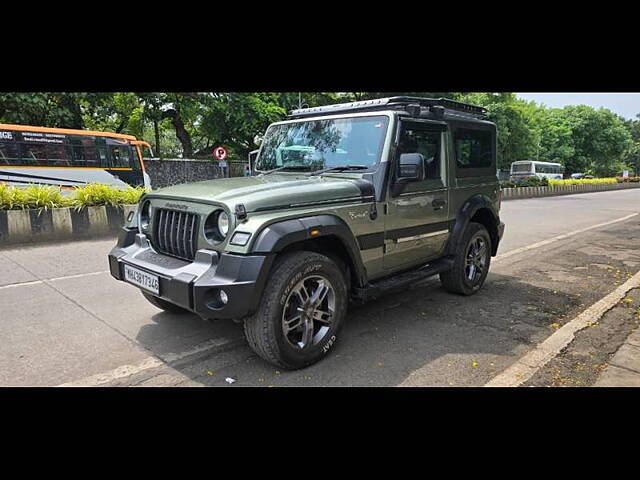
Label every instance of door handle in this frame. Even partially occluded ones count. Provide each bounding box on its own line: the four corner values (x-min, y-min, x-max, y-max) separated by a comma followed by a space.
432, 199, 446, 209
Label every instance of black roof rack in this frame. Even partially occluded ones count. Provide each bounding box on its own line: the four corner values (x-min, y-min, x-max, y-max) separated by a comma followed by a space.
288, 97, 488, 119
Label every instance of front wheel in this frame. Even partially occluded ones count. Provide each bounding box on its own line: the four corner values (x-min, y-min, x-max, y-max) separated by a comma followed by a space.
243, 251, 348, 370
440, 222, 492, 295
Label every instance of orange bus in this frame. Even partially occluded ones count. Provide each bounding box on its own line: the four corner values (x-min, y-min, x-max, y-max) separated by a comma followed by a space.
0, 124, 153, 189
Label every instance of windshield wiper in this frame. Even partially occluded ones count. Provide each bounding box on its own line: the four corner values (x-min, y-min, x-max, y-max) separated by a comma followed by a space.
307, 165, 369, 176
259, 165, 313, 175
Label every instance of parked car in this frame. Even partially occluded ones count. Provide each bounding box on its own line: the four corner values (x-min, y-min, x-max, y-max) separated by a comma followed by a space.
108, 97, 505, 369
571, 173, 594, 179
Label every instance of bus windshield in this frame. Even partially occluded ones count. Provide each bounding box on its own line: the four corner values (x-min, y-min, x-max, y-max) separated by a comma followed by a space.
255, 115, 389, 172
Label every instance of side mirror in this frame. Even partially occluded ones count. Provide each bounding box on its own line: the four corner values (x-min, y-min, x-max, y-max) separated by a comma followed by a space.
392, 153, 424, 196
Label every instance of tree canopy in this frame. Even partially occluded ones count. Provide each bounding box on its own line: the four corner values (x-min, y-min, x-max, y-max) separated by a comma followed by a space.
0, 92, 637, 176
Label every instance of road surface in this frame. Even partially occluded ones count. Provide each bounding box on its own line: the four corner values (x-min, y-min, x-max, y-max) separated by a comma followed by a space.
1, 188, 639, 386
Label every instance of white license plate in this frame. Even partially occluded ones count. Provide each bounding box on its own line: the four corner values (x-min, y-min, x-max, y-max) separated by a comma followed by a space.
124, 264, 159, 295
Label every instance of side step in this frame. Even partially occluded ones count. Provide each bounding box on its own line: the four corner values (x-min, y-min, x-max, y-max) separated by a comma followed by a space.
352, 256, 455, 303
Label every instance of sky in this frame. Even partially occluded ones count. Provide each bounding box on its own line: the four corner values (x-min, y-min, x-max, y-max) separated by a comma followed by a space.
516, 93, 640, 120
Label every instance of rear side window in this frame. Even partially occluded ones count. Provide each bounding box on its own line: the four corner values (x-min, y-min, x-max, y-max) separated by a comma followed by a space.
455, 128, 493, 170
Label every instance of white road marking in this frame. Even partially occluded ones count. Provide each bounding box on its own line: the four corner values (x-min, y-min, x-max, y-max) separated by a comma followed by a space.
0, 270, 109, 290
485, 269, 640, 387
494, 213, 639, 263
58, 336, 244, 387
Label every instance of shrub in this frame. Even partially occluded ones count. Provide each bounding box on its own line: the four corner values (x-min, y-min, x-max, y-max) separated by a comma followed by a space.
519, 177, 548, 187
0, 183, 25, 210
22, 184, 71, 210
0, 183, 147, 210
548, 177, 618, 186
69, 184, 147, 209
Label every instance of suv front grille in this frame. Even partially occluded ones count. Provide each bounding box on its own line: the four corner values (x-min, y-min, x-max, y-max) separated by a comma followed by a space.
152, 209, 199, 261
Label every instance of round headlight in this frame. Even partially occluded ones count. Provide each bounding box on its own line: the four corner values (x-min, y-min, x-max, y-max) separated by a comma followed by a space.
217, 211, 229, 237
204, 210, 230, 243
139, 201, 151, 232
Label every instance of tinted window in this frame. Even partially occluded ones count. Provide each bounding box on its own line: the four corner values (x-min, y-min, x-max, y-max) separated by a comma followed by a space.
399, 126, 441, 180
46, 144, 73, 165
0, 139, 20, 164
21, 143, 49, 165
70, 137, 100, 166
455, 128, 493, 169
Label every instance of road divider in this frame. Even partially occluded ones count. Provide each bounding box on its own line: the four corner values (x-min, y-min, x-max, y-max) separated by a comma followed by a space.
0, 205, 136, 246
501, 181, 640, 200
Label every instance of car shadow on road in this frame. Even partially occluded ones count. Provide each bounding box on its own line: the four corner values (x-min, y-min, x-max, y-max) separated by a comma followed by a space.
134, 308, 245, 361
130, 270, 586, 387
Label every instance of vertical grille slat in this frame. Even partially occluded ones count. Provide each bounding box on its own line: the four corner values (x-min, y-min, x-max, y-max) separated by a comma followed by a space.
158, 210, 166, 251
152, 208, 199, 261
189, 214, 197, 259
181, 212, 188, 259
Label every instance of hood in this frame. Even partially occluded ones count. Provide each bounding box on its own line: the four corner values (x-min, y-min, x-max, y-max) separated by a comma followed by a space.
146, 174, 373, 212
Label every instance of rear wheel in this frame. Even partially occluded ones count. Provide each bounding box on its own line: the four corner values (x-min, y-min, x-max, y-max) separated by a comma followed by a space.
440, 222, 492, 295
243, 251, 348, 370
141, 291, 190, 314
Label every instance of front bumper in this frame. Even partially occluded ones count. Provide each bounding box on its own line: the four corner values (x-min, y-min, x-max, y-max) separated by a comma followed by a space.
108, 228, 274, 320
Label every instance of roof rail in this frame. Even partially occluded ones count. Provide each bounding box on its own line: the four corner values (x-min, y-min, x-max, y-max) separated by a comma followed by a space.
288, 97, 487, 119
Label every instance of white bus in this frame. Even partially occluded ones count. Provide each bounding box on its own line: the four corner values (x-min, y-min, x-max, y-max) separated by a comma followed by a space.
510, 161, 564, 181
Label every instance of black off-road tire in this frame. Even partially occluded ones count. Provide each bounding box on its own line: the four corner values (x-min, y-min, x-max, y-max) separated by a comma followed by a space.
141, 291, 190, 314
243, 251, 348, 370
440, 222, 492, 296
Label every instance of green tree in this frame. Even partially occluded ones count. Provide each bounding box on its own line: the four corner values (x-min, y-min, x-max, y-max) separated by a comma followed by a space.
557, 106, 632, 175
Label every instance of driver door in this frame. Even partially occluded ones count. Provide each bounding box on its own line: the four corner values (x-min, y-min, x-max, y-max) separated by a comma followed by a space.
383, 121, 450, 271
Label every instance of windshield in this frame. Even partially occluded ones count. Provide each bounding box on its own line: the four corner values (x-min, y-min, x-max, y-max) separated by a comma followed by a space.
255, 115, 389, 172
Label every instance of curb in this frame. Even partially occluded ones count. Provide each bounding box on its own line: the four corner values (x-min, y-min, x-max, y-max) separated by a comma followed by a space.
501, 182, 640, 200
485, 270, 640, 387
0, 204, 136, 247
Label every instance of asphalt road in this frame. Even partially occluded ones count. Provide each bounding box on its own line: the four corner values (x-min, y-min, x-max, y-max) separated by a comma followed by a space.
1, 188, 639, 386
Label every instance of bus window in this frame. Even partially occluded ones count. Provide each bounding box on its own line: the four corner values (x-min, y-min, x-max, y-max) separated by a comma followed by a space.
21, 143, 49, 165
47, 144, 73, 166
0, 141, 20, 164
97, 146, 108, 167
512, 163, 532, 173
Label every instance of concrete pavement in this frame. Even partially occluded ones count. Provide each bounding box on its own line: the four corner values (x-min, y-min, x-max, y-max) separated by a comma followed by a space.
595, 325, 640, 386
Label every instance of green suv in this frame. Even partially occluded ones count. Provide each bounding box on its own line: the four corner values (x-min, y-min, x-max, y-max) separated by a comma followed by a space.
108, 97, 505, 369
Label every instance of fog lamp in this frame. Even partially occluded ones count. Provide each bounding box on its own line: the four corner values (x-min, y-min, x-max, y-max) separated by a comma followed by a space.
219, 290, 228, 305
